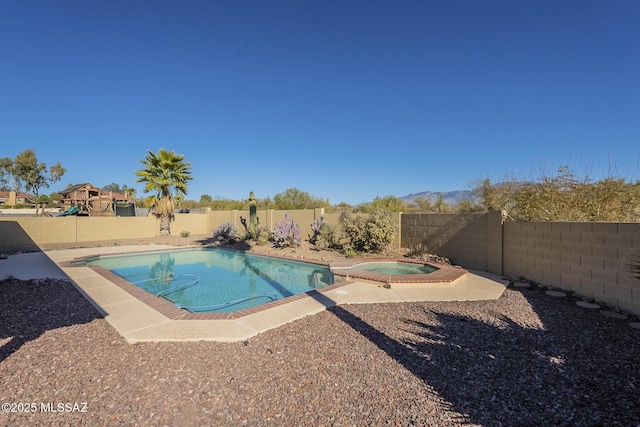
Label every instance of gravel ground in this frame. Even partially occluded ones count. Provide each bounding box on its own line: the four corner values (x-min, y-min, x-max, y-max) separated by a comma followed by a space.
1, 236, 640, 426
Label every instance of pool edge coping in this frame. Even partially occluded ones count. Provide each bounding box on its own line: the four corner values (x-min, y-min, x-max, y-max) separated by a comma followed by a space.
60, 246, 355, 321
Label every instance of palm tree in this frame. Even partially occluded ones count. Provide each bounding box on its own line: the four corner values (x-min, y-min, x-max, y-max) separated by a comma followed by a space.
135, 149, 193, 235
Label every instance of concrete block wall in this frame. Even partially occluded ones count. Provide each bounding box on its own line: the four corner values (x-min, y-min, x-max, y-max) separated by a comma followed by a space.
504, 222, 640, 315
401, 211, 502, 273
403, 213, 640, 315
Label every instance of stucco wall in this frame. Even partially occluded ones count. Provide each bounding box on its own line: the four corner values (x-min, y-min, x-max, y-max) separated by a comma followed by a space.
0, 209, 327, 247
0, 208, 402, 251
0, 214, 205, 246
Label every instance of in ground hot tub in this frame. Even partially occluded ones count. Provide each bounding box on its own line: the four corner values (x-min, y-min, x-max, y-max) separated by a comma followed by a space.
350, 261, 438, 275
329, 258, 466, 286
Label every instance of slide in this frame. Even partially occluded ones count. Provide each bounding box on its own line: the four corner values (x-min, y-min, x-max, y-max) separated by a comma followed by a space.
57, 206, 81, 217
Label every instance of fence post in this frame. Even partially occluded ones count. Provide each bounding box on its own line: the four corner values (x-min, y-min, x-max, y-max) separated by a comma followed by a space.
399, 212, 403, 249
486, 210, 504, 275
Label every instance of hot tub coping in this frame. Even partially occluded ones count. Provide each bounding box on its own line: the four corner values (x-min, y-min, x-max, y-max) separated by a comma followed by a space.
329, 258, 466, 284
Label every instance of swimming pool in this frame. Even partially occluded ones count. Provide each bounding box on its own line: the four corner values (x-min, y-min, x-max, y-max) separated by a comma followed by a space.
82, 248, 334, 313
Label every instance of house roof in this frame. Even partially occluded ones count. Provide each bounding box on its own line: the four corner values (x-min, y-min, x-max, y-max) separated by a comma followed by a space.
59, 183, 96, 194
0, 191, 33, 199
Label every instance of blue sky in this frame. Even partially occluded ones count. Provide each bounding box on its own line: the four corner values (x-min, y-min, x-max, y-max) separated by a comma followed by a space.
2, 1, 639, 205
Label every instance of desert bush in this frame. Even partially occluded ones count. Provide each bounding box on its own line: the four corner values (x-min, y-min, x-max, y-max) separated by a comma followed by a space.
479, 165, 640, 222
213, 222, 238, 241
341, 243, 358, 258
272, 214, 301, 248
340, 209, 396, 254
405, 243, 430, 258
239, 216, 268, 242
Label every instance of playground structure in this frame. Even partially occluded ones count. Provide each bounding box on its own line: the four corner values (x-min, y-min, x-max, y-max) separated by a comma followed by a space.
58, 183, 129, 217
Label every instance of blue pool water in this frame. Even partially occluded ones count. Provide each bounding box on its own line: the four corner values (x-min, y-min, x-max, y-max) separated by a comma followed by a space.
84, 248, 334, 313
354, 262, 437, 275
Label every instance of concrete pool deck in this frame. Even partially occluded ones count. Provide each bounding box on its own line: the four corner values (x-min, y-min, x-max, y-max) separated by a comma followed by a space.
1, 245, 510, 343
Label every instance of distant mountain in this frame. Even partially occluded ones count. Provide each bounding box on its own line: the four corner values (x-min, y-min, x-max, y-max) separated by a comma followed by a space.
400, 189, 479, 206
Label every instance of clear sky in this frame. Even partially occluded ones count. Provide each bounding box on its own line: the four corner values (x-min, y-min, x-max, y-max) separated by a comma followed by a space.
2, 1, 639, 205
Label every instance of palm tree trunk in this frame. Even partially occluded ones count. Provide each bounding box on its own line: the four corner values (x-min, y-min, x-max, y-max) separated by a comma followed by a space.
160, 213, 171, 235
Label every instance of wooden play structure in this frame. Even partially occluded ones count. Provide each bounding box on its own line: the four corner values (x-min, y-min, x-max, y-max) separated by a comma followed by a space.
58, 183, 128, 217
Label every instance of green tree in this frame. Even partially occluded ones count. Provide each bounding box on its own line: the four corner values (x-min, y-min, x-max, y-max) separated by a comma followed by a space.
135, 149, 193, 235
272, 188, 330, 210
359, 195, 407, 213
332, 202, 354, 213
102, 183, 136, 199
124, 186, 137, 199
200, 194, 212, 204
102, 183, 124, 193
413, 196, 433, 212
48, 192, 63, 204
9, 149, 66, 198
479, 178, 519, 220
455, 199, 482, 213
433, 194, 450, 212
0, 157, 13, 190
210, 198, 245, 210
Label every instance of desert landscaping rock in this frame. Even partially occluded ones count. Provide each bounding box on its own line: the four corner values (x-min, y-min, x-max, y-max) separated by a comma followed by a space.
600, 310, 629, 320
545, 290, 567, 298
513, 282, 531, 289
576, 301, 601, 309
1, 235, 640, 425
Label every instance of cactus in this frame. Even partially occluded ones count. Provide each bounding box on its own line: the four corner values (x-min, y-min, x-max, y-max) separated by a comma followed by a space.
309, 216, 333, 249
249, 191, 257, 233
240, 192, 262, 240
273, 213, 301, 248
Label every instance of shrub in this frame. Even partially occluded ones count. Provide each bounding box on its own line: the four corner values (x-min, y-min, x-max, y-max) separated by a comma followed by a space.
272, 214, 301, 248
341, 243, 358, 258
180, 230, 191, 237
309, 216, 335, 249
239, 215, 266, 241
405, 243, 429, 258
213, 222, 238, 241
478, 165, 640, 222
339, 209, 397, 254
340, 212, 366, 253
